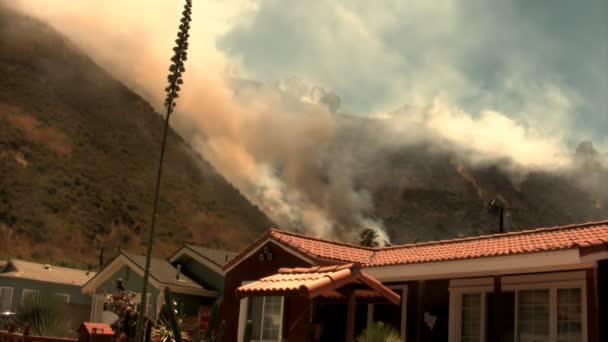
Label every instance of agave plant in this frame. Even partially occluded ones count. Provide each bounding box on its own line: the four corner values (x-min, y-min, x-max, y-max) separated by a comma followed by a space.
159, 288, 225, 342
356, 322, 401, 342
138, 0, 193, 339
16, 290, 70, 337
150, 289, 183, 342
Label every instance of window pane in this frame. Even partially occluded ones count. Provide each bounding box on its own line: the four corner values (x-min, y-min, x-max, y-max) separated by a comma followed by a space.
461, 293, 482, 342
248, 297, 264, 340
261, 296, 282, 340
518, 290, 549, 342
557, 288, 582, 342
0, 288, 14, 311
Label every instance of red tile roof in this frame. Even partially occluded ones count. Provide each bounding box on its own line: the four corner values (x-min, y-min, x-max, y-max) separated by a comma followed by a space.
236, 264, 400, 305
225, 220, 608, 270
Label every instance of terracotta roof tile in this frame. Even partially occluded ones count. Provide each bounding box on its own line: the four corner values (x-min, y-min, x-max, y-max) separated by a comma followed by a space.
266, 220, 608, 267
236, 264, 400, 304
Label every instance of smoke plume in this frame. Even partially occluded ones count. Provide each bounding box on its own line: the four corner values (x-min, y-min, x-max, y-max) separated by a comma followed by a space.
7, 0, 603, 243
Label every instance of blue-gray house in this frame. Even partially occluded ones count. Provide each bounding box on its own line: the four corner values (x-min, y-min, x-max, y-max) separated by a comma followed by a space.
82, 246, 234, 327
0, 259, 96, 329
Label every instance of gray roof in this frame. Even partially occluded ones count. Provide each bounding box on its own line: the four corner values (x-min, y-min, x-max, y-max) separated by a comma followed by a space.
122, 252, 203, 289
184, 245, 237, 266
0, 259, 96, 286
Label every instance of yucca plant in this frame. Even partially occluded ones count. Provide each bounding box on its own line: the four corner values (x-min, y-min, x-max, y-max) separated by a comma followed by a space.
137, 0, 193, 340
356, 322, 401, 342
16, 290, 70, 337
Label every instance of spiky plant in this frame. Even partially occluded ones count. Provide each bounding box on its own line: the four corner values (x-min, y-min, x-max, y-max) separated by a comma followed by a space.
137, 0, 193, 340
16, 290, 69, 337
160, 288, 225, 342
356, 322, 401, 342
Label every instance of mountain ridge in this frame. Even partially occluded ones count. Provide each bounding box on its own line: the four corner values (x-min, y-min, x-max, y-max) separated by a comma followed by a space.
0, 4, 274, 268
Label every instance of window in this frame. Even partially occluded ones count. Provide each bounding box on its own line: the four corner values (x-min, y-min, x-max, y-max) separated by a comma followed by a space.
21, 289, 39, 305
247, 296, 284, 341
0, 287, 14, 311
56, 293, 70, 304
461, 293, 482, 342
557, 288, 582, 342
449, 273, 587, 342
518, 290, 550, 342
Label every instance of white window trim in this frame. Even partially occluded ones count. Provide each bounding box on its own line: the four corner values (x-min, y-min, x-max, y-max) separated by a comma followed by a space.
56, 293, 70, 304
0, 286, 14, 311
21, 289, 39, 305
237, 281, 285, 342
448, 271, 588, 342
255, 296, 284, 342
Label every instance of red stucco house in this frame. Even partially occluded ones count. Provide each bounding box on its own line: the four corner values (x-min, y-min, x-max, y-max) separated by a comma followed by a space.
221, 220, 608, 342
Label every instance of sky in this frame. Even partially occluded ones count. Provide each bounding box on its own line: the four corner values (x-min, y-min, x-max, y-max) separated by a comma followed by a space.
219, 0, 608, 148
9, 0, 608, 239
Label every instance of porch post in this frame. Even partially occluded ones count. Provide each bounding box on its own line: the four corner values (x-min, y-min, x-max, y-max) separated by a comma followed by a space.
346, 291, 356, 342
586, 267, 599, 342
415, 280, 426, 342
492, 276, 502, 342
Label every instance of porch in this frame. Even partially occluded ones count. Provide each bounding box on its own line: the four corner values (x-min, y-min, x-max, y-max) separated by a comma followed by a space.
235, 264, 401, 342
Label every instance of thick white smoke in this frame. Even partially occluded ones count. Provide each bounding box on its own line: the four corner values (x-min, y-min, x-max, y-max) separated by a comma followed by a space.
7, 0, 583, 243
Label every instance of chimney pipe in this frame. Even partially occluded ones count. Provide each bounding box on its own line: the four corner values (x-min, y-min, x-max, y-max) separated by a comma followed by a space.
499, 207, 504, 234
99, 247, 105, 269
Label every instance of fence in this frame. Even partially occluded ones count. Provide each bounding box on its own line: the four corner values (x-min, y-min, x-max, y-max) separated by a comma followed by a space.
0, 330, 77, 342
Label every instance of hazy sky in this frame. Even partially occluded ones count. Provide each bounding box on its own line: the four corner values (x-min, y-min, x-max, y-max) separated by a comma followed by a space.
220, 0, 608, 148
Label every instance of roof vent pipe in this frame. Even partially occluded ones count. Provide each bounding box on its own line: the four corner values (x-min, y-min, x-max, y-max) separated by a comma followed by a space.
176, 264, 182, 281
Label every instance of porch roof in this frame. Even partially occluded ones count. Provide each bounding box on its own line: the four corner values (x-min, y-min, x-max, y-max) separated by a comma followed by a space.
235, 263, 400, 305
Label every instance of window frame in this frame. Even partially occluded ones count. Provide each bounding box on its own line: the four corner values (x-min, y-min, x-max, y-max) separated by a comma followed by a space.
21, 289, 39, 305
55, 293, 71, 304
237, 281, 285, 342
0, 286, 14, 312
448, 271, 588, 342
256, 296, 285, 341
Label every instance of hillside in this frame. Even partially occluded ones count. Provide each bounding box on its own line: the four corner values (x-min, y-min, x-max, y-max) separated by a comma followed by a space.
1, 4, 607, 268
0, 5, 273, 268
332, 114, 608, 243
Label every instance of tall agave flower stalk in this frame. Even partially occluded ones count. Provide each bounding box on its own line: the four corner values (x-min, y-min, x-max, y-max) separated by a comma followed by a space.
136, 1, 192, 341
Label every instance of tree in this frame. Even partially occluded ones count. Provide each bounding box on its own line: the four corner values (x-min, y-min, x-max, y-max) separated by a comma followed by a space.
358, 228, 380, 247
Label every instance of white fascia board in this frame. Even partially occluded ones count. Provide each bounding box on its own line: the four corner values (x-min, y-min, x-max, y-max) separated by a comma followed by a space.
363, 249, 584, 282
82, 254, 162, 294
165, 284, 218, 298
169, 247, 224, 275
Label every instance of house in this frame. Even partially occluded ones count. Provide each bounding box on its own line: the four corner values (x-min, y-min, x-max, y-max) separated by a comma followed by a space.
83, 246, 234, 326
168, 244, 237, 293
0, 259, 96, 329
222, 220, 608, 342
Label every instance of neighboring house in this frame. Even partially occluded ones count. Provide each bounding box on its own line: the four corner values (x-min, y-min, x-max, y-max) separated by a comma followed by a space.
0, 259, 96, 329
168, 244, 237, 293
82, 250, 224, 324
223, 220, 608, 342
